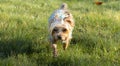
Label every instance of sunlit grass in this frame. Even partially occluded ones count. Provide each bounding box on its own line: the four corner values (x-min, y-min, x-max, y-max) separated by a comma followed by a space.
0, 0, 120, 66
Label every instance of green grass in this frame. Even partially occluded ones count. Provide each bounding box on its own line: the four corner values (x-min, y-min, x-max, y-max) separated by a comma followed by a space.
0, 0, 120, 66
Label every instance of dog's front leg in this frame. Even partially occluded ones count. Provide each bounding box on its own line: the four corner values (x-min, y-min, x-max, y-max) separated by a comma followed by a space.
50, 39, 58, 57
51, 44, 58, 57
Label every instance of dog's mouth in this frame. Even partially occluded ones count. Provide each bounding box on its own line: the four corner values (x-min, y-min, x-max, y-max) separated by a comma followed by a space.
59, 37, 66, 41
57, 36, 66, 43
62, 40, 66, 44
60, 37, 67, 44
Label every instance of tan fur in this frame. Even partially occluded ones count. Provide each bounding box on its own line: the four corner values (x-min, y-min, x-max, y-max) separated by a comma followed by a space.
48, 3, 74, 57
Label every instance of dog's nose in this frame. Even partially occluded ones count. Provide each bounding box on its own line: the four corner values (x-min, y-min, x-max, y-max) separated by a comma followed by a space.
58, 36, 61, 39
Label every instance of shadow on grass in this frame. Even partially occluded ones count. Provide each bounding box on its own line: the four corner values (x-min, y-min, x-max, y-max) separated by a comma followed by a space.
0, 39, 34, 58
0, 38, 50, 59
37, 56, 80, 66
48, 58, 75, 66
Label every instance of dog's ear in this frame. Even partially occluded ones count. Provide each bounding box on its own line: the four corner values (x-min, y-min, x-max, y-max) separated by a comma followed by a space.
64, 17, 74, 27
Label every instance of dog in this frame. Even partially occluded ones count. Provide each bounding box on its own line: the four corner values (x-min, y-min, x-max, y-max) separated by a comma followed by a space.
48, 3, 74, 57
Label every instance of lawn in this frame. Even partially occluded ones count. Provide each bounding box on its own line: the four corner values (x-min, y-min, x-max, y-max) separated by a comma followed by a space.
0, 0, 120, 66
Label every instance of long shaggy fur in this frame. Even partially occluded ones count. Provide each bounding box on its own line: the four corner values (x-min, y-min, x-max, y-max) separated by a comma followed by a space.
48, 3, 74, 57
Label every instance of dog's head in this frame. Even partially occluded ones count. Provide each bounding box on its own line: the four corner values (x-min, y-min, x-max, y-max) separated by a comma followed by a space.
49, 12, 74, 42
51, 23, 70, 41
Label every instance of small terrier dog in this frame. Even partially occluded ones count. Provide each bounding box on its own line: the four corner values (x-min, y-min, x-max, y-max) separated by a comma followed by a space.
48, 3, 74, 57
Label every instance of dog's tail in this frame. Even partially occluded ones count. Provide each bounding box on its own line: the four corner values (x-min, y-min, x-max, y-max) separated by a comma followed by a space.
60, 3, 68, 10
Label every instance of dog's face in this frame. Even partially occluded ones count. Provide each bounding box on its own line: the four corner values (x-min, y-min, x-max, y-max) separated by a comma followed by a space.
52, 25, 69, 41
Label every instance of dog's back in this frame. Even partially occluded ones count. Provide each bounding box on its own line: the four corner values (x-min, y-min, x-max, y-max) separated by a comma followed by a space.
48, 3, 74, 28
49, 3, 68, 22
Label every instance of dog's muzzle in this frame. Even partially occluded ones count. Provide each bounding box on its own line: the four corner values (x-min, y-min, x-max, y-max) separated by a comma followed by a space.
57, 35, 62, 40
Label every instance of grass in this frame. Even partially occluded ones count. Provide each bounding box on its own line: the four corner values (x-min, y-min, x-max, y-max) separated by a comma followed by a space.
0, 0, 120, 66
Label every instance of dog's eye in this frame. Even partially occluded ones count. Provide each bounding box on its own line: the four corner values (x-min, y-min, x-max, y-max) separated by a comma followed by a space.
63, 29, 67, 32
53, 29, 58, 32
